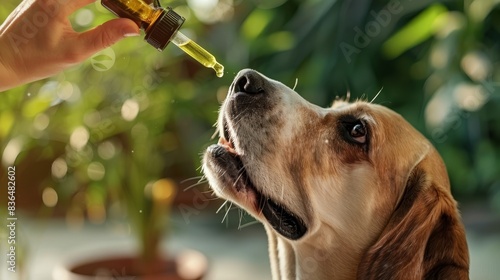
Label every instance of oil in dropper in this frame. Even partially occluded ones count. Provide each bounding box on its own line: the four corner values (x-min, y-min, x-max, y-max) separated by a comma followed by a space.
171, 32, 224, 77
101, 0, 224, 77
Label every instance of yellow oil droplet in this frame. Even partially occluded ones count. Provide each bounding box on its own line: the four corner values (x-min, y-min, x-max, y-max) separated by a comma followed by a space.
177, 40, 224, 78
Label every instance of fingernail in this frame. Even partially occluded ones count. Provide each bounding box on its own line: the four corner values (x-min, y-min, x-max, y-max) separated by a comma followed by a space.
124, 32, 140, 37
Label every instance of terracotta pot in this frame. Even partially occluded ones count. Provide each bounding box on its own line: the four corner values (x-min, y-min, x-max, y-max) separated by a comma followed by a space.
53, 250, 208, 280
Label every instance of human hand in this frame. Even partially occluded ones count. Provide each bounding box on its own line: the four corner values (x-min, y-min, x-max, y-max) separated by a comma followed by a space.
0, 0, 140, 91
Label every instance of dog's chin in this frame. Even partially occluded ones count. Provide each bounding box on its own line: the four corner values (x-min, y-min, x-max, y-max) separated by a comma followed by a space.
205, 140, 308, 240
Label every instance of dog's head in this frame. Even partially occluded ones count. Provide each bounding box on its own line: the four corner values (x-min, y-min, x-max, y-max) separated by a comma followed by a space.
203, 69, 468, 278
204, 68, 435, 239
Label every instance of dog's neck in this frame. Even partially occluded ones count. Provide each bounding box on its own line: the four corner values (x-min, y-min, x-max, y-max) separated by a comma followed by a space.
265, 225, 364, 280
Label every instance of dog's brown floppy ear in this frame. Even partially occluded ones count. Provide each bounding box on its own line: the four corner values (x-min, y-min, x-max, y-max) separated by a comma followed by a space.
357, 152, 469, 280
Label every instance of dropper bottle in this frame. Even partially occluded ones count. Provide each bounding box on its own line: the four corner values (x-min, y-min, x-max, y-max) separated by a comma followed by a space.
101, 0, 224, 77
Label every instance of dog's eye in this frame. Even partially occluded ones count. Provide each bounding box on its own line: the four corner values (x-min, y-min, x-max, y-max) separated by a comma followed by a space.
342, 120, 367, 144
350, 123, 366, 143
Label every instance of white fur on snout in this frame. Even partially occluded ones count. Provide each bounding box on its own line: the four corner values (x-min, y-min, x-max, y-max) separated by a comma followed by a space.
233, 77, 328, 220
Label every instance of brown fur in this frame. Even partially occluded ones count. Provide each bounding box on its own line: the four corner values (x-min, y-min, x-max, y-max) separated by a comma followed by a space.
358, 153, 469, 279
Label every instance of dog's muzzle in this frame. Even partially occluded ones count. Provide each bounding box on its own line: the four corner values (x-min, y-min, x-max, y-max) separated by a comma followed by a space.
204, 69, 308, 240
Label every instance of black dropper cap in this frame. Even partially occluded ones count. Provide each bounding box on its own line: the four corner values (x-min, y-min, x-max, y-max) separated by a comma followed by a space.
144, 7, 185, 51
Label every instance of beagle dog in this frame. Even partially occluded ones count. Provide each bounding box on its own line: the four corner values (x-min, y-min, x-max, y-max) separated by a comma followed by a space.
202, 69, 469, 280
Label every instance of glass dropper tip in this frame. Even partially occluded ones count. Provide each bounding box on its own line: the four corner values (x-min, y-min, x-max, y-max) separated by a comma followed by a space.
213, 62, 224, 78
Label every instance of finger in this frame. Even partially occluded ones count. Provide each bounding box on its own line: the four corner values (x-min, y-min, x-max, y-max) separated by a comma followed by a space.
57, 0, 97, 15
33, 0, 95, 18
70, 0, 97, 11
76, 18, 140, 56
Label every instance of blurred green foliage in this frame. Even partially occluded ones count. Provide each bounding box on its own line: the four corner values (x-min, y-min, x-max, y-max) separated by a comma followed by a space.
1, 0, 499, 259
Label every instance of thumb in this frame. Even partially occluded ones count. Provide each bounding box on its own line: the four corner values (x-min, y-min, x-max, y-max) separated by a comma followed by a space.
78, 18, 140, 55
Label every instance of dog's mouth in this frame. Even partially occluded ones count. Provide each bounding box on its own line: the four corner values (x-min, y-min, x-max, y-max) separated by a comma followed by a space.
207, 119, 307, 240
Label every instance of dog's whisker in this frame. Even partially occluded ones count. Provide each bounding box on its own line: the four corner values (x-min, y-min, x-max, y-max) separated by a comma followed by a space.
181, 176, 204, 184
194, 190, 215, 200
183, 180, 208, 192
221, 202, 233, 224
216, 200, 229, 214
200, 190, 215, 194
370, 87, 383, 104
258, 195, 267, 215
181, 175, 208, 191
292, 78, 299, 91
195, 165, 202, 172
232, 167, 248, 188
238, 220, 259, 229
210, 129, 219, 140
203, 191, 222, 201
238, 208, 244, 229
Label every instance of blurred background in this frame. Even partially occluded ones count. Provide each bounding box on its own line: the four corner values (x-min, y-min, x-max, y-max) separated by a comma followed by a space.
0, 0, 499, 279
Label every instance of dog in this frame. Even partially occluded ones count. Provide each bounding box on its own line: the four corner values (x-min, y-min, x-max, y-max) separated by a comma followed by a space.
202, 69, 469, 280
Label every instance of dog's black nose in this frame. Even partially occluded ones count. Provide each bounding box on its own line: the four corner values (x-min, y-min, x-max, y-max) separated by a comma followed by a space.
233, 69, 265, 94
